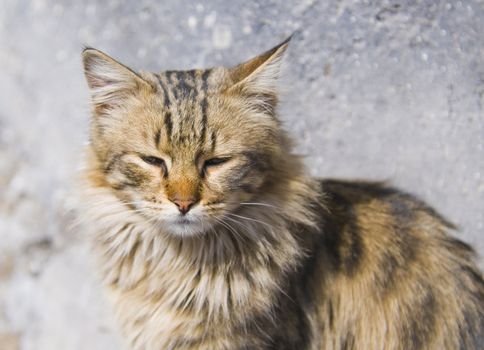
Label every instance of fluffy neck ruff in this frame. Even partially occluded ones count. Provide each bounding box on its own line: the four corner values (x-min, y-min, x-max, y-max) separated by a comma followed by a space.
80, 154, 320, 347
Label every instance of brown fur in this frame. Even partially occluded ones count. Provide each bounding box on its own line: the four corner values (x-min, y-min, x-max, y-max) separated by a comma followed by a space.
79, 38, 483, 349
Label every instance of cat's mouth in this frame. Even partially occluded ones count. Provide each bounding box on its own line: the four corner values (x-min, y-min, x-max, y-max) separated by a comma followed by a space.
174, 216, 193, 225
161, 213, 213, 236
137, 201, 218, 236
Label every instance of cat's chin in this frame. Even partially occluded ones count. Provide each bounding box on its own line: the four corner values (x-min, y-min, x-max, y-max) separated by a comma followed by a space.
160, 217, 212, 237
165, 224, 204, 237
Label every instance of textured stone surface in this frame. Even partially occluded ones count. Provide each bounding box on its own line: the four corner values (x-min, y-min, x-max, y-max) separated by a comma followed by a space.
0, 0, 483, 349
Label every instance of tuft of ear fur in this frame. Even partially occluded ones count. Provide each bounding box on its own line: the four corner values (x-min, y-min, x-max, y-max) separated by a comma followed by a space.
227, 36, 291, 114
82, 48, 148, 116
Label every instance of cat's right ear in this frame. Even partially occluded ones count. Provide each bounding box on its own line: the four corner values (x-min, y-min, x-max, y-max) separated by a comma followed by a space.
226, 36, 291, 117
82, 48, 148, 116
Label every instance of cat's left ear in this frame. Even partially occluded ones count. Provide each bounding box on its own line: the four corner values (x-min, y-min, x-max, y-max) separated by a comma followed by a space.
227, 36, 291, 114
82, 48, 150, 116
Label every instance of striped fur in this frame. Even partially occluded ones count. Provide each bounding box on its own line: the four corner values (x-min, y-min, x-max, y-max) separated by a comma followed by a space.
79, 38, 483, 349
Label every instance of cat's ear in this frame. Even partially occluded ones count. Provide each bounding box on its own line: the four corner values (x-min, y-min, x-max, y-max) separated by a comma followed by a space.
82, 48, 149, 116
227, 36, 291, 113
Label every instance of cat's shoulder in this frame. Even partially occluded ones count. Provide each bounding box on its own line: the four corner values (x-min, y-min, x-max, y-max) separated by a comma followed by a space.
317, 178, 456, 230
314, 178, 482, 269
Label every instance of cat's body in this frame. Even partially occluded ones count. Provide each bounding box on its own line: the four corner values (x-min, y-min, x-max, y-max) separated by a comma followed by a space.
80, 38, 483, 349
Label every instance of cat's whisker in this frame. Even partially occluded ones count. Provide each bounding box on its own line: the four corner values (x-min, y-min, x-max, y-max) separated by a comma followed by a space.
212, 216, 237, 235
223, 216, 262, 242
239, 202, 279, 209
85, 203, 145, 217
213, 216, 246, 243
200, 217, 205, 235
142, 216, 158, 225
119, 200, 142, 206
222, 216, 253, 237
225, 212, 274, 229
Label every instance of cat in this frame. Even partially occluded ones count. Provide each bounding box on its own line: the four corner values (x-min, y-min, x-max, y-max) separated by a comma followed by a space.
79, 37, 484, 349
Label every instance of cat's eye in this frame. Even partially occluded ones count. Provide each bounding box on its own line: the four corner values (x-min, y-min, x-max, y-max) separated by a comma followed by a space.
203, 157, 230, 168
141, 156, 166, 168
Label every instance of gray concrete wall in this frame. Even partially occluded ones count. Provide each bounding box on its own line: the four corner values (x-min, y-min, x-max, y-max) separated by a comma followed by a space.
0, 0, 482, 349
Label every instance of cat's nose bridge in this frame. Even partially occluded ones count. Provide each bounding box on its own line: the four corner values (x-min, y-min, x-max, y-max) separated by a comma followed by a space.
166, 167, 200, 210
167, 183, 200, 215
167, 180, 198, 198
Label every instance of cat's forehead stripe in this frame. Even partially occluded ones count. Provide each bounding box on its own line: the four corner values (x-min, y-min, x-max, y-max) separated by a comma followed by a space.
199, 69, 212, 145
164, 111, 173, 142
173, 70, 197, 98
199, 73, 209, 144
210, 130, 217, 152
162, 69, 211, 100
154, 128, 161, 147
153, 69, 213, 147
155, 74, 171, 108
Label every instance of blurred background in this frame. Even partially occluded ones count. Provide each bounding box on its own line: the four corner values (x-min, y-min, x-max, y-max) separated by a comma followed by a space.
0, 0, 483, 349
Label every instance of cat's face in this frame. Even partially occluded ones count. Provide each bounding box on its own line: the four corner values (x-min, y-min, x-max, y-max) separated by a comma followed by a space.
83, 39, 290, 236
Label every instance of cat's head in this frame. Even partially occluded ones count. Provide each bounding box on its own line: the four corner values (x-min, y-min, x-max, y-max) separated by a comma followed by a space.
82, 37, 297, 236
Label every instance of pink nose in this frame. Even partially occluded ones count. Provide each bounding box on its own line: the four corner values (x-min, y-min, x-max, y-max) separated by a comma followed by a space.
173, 199, 196, 215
